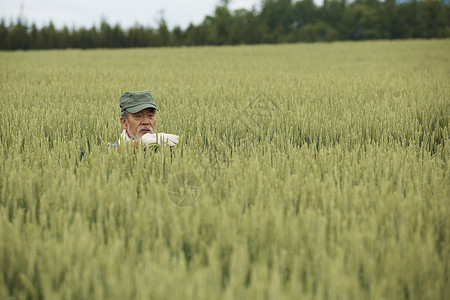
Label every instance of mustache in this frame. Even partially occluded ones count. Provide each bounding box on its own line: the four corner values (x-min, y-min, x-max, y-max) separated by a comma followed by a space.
138, 127, 154, 134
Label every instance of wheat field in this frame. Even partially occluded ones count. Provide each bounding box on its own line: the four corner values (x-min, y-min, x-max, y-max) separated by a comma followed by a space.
0, 40, 449, 299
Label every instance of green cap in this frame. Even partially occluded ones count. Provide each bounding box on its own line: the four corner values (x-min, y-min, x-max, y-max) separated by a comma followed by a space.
120, 90, 158, 113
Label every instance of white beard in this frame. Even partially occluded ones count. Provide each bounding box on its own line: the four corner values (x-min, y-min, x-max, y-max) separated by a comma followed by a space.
126, 122, 154, 140
118, 125, 154, 145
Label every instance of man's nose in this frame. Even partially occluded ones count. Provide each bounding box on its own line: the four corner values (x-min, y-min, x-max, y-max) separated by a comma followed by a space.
141, 117, 151, 124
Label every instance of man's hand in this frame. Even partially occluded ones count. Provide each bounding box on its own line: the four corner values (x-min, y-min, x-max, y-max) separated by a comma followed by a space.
141, 133, 179, 147
158, 133, 179, 146
141, 133, 157, 145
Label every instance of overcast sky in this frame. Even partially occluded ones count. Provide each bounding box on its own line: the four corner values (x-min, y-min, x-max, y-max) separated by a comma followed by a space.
0, 0, 268, 29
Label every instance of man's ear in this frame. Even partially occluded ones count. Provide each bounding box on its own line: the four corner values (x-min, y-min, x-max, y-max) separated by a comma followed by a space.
120, 117, 128, 130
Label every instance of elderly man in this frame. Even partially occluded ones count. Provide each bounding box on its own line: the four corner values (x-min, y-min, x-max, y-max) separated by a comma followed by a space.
119, 90, 179, 148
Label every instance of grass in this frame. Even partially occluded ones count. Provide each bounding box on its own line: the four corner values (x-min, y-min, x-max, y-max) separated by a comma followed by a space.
0, 40, 449, 299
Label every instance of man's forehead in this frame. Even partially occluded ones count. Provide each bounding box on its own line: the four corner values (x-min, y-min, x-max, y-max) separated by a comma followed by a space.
132, 107, 156, 114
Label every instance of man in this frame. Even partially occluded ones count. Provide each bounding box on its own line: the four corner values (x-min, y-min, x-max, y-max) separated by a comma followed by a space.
119, 90, 179, 148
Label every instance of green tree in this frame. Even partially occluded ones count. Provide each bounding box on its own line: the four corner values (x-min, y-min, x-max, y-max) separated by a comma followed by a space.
293, 0, 318, 25
382, 0, 397, 39
185, 23, 208, 46
157, 20, 170, 46
74, 26, 98, 49
40, 22, 58, 48
320, 0, 346, 30
2, 0, 450, 50
213, 5, 232, 44
260, 0, 294, 34
416, 0, 449, 38
298, 21, 340, 42
128, 25, 152, 47
110, 24, 125, 47
10, 19, 28, 49
393, 3, 416, 38
29, 23, 40, 49
59, 26, 71, 49
242, 9, 264, 44
100, 20, 111, 47
171, 26, 185, 46
342, 2, 383, 39
228, 9, 250, 45
0, 19, 10, 50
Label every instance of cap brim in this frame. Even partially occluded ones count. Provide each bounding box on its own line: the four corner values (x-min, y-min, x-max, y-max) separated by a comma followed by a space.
125, 103, 158, 113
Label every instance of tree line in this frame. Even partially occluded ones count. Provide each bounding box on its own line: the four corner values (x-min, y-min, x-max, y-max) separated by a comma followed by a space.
1, 0, 449, 50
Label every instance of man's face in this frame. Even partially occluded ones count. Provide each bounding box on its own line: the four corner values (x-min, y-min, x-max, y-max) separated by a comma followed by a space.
120, 108, 156, 139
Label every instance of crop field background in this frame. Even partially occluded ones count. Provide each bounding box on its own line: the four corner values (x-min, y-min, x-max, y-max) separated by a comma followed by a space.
0, 40, 449, 299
